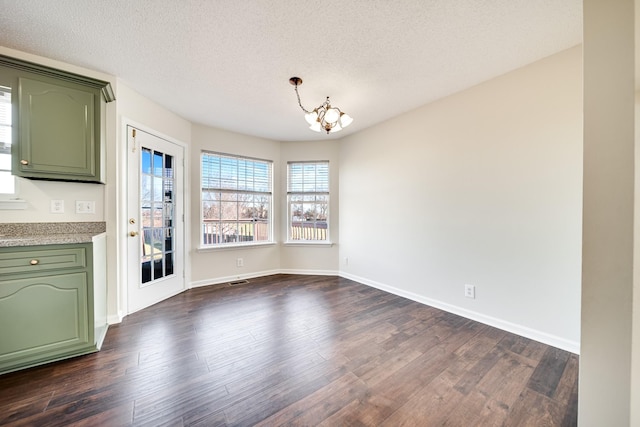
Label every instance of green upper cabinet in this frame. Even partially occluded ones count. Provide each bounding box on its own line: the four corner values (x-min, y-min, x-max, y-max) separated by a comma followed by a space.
17, 77, 100, 181
0, 55, 115, 183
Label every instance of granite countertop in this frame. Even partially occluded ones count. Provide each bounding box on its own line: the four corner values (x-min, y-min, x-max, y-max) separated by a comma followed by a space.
0, 222, 106, 247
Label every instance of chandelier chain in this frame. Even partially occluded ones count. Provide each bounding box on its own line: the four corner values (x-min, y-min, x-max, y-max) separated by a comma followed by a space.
293, 84, 312, 114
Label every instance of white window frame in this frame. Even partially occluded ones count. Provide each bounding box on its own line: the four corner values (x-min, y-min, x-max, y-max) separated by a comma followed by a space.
200, 151, 273, 248
287, 161, 330, 244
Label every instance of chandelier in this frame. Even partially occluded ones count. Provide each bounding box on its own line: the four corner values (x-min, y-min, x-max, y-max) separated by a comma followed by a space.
289, 77, 353, 134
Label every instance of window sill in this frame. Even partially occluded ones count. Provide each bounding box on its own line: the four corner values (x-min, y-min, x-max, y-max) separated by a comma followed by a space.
197, 241, 277, 252
283, 241, 334, 247
0, 199, 27, 210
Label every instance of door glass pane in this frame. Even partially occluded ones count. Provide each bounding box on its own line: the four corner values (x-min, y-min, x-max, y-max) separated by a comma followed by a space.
142, 260, 152, 283
141, 202, 151, 228
140, 148, 176, 286
165, 227, 173, 251
142, 149, 151, 174
165, 252, 174, 276
153, 152, 163, 176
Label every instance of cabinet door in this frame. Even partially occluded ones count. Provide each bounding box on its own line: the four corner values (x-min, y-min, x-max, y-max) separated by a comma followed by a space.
0, 271, 91, 373
15, 77, 101, 182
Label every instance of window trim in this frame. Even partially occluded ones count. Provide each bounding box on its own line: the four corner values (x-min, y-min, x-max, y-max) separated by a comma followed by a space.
286, 160, 331, 244
200, 150, 274, 248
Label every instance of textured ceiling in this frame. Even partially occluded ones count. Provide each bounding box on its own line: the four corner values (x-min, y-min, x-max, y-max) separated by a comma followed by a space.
0, 1, 582, 141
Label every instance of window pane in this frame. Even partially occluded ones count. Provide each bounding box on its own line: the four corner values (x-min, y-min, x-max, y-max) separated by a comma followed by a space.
203, 200, 220, 220
287, 162, 330, 241
0, 153, 10, 171
0, 86, 14, 196
0, 86, 11, 152
221, 202, 238, 220
0, 170, 14, 194
0, 125, 10, 149
201, 152, 272, 246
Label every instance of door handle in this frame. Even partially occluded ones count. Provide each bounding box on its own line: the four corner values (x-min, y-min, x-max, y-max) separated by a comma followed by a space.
129, 231, 139, 237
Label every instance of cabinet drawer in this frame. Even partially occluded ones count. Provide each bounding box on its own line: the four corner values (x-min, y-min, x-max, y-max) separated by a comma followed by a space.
0, 247, 86, 275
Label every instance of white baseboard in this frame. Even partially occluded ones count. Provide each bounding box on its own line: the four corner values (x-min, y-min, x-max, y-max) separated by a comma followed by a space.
279, 269, 339, 276
107, 312, 123, 325
339, 272, 580, 355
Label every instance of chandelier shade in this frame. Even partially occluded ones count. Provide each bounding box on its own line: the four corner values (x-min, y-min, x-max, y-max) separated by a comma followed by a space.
289, 77, 353, 134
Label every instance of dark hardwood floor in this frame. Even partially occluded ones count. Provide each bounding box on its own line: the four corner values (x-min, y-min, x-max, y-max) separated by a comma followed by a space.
0, 274, 578, 426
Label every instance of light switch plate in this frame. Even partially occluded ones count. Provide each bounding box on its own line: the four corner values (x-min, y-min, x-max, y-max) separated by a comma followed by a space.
76, 200, 95, 214
50, 200, 64, 213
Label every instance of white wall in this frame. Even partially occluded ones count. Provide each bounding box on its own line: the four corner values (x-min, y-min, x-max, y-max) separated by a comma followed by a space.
189, 124, 281, 286
339, 46, 583, 352
280, 140, 340, 274
1, 179, 106, 222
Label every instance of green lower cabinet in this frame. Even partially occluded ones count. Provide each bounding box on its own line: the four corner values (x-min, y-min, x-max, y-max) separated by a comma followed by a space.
0, 241, 106, 375
0, 272, 92, 371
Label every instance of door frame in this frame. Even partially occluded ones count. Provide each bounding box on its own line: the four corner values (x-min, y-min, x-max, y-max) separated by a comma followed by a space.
117, 118, 190, 319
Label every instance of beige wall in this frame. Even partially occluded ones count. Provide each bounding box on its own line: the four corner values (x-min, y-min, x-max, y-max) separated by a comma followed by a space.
339, 46, 583, 352
189, 124, 282, 286
279, 140, 340, 273
581, 0, 635, 424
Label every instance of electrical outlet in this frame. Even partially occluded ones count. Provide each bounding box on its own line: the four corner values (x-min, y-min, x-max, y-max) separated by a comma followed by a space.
344, 257, 349, 266
236, 258, 244, 268
50, 200, 64, 213
464, 284, 476, 299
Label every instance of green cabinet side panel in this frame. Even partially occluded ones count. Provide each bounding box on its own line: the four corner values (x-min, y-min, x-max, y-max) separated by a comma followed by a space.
16, 77, 100, 181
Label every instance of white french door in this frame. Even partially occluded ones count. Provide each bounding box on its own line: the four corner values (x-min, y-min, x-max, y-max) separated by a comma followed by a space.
126, 125, 185, 313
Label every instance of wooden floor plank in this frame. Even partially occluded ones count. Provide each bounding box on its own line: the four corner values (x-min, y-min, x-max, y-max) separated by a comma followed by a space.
254, 372, 369, 426
527, 346, 571, 398
0, 274, 578, 426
